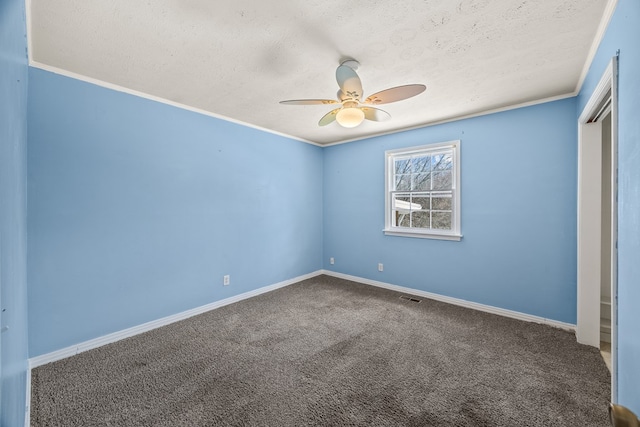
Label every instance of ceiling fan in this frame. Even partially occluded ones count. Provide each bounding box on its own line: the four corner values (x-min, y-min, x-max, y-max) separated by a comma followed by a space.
280, 60, 426, 128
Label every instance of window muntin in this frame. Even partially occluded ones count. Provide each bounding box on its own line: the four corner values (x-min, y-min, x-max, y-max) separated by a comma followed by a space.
385, 141, 461, 240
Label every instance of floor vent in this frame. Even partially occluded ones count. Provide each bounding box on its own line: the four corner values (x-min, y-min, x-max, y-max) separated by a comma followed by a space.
399, 296, 422, 303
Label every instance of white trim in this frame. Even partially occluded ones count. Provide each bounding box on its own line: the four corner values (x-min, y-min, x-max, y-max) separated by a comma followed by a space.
384, 140, 461, 240
578, 61, 614, 123
40, 4, 310, 148
27, 61, 322, 148
610, 56, 619, 404
576, 56, 618, 403
28, 270, 322, 368
576, 58, 614, 341
382, 229, 462, 241
321, 93, 575, 147
25, 268, 576, 421
26, 58, 576, 149
383, 141, 459, 156
330, 0, 618, 148
320, 270, 576, 332
576, 121, 602, 347
25, 0, 581, 150
25, 0, 614, 149
574, 0, 619, 94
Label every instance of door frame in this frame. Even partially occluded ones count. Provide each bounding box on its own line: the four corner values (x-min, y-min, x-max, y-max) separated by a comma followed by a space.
576, 56, 618, 402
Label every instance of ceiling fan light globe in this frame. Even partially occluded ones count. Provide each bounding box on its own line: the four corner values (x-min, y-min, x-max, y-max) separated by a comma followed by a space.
336, 107, 365, 128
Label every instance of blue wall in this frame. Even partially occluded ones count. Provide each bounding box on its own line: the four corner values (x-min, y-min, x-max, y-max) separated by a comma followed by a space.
323, 98, 578, 324
577, 0, 640, 413
22, 0, 638, 417
0, 0, 29, 425
27, 69, 323, 357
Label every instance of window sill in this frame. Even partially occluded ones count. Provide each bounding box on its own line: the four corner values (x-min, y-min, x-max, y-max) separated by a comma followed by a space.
383, 229, 463, 241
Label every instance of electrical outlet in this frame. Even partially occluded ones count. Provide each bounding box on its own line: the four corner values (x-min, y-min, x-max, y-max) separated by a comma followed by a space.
378, 263, 384, 272
223, 275, 230, 286
330, 257, 335, 265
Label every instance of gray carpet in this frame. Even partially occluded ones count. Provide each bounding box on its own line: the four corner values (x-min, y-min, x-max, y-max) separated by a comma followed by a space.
31, 275, 611, 426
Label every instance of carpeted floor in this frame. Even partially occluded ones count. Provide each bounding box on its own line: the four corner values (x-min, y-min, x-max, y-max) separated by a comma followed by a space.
31, 275, 611, 426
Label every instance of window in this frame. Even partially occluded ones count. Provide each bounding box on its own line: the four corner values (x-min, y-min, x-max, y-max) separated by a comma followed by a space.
384, 141, 461, 240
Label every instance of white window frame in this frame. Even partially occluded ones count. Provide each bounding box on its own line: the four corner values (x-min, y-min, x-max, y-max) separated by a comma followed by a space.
384, 140, 462, 241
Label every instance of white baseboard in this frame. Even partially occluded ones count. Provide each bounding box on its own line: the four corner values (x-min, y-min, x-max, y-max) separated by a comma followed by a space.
28, 270, 322, 369
25, 268, 574, 423
320, 270, 576, 332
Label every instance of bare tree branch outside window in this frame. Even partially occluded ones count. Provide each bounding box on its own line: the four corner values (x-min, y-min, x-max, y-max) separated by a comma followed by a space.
392, 151, 453, 230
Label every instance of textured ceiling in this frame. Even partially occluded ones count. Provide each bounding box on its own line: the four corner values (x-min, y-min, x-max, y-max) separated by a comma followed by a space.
29, 0, 610, 145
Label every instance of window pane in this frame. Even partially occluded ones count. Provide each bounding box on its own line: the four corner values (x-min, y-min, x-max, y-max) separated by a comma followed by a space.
395, 174, 411, 191
411, 156, 431, 173
432, 212, 452, 230
394, 158, 411, 174
397, 212, 411, 227
412, 173, 431, 191
432, 171, 452, 190
393, 194, 411, 227
412, 195, 430, 211
431, 195, 452, 210
386, 142, 459, 237
432, 153, 453, 170
411, 211, 430, 229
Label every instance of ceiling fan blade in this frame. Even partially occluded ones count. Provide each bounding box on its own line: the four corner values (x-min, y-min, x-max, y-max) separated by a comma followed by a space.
319, 108, 341, 126
361, 107, 391, 122
336, 65, 363, 101
364, 84, 426, 105
280, 99, 338, 105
